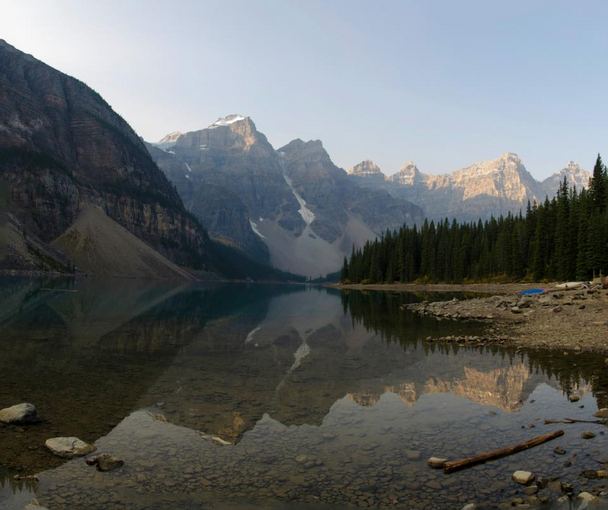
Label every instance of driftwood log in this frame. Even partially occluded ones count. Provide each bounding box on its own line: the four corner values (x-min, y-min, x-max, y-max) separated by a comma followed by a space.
544, 418, 604, 425
442, 429, 564, 474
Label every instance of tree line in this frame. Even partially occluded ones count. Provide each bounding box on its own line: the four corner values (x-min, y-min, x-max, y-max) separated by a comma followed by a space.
342, 155, 608, 283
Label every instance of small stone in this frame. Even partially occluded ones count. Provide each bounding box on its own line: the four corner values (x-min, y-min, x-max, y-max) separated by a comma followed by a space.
594, 408, 608, 418
45, 437, 96, 458
581, 431, 596, 439
569, 395, 580, 402
523, 485, 538, 495
511, 307, 523, 314
0, 403, 39, 424
461, 504, 476, 510
552, 306, 563, 313
85, 453, 124, 472
427, 456, 447, 469
512, 470, 535, 485
405, 450, 421, 461
553, 446, 566, 455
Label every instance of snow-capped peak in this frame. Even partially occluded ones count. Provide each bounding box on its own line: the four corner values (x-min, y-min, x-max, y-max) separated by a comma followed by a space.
210, 114, 247, 128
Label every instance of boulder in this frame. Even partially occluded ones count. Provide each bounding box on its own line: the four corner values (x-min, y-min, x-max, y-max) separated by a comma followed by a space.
0, 403, 39, 424
45, 437, 96, 458
512, 470, 535, 485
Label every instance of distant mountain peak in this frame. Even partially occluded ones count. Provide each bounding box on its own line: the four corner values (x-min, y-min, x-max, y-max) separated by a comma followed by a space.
499, 152, 521, 162
390, 161, 422, 186
349, 160, 383, 177
158, 131, 182, 144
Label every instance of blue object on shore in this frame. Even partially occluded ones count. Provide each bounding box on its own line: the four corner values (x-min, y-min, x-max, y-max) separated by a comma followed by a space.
518, 288, 545, 296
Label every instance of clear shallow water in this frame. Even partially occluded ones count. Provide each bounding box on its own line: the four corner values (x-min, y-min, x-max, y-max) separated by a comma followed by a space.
1, 278, 608, 509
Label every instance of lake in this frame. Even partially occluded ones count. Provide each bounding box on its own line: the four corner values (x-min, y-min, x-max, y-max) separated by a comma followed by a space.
1, 278, 608, 509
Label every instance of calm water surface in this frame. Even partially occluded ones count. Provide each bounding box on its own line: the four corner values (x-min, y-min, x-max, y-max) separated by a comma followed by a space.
1, 278, 608, 509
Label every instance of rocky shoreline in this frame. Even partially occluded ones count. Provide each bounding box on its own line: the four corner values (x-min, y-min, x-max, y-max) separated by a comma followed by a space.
398, 285, 608, 353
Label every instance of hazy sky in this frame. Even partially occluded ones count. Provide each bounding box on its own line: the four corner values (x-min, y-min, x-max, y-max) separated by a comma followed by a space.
1, 0, 607, 178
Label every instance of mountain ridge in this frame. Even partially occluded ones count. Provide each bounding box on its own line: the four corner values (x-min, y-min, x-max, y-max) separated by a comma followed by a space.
349, 152, 591, 221
149, 115, 424, 276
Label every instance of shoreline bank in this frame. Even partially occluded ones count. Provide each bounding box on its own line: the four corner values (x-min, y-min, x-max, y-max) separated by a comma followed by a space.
336, 282, 608, 353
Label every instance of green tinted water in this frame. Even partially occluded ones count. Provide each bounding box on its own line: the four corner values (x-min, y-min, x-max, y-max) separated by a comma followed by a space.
1, 278, 607, 509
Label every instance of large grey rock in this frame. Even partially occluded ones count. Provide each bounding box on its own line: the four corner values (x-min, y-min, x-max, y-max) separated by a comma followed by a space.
45, 437, 96, 458
0, 403, 39, 424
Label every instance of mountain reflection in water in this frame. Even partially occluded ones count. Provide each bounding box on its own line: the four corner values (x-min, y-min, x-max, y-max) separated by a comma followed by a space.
1, 278, 607, 510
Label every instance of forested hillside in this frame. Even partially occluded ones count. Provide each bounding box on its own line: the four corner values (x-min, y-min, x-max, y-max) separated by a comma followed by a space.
342, 155, 608, 283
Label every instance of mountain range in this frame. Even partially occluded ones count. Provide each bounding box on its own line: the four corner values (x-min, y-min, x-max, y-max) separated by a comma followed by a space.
349, 154, 591, 221
0, 39, 593, 279
147, 116, 423, 276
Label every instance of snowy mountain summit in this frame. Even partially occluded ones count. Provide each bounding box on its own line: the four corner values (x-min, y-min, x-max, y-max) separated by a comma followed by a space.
210, 114, 247, 127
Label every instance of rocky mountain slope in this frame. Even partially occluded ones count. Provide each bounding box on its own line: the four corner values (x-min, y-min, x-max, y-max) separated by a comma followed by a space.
350, 153, 591, 221
52, 205, 195, 279
149, 116, 423, 277
0, 39, 212, 276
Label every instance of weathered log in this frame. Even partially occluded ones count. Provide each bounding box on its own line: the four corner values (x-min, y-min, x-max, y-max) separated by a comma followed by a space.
443, 429, 564, 474
544, 418, 604, 425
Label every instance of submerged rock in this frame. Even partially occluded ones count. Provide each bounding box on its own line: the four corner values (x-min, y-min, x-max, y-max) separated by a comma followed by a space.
581, 431, 596, 439
45, 437, 96, 458
85, 453, 124, 472
24, 501, 49, 510
0, 403, 39, 424
594, 408, 608, 418
427, 457, 447, 469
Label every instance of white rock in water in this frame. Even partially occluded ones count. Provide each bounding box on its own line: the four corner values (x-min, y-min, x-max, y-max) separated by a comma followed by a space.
427, 456, 447, 468
512, 470, 535, 485
461, 504, 477, 510
45, 437, 96, 458
0, 403, 38, 424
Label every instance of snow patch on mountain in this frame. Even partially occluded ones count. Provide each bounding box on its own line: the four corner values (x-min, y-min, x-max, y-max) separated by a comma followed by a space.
210, 114, 246, 128
283, 174, 315, 225
249, 219, 266, 239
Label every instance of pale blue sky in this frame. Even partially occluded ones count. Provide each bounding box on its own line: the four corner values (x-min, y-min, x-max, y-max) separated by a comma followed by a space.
1, 0, 606, 178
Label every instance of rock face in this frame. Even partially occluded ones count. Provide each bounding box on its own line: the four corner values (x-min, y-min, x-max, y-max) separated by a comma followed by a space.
349, 160, 385, 183
148, 117, 423, 276
0, 402, 39, 424
45, 437, 96, 458
0, 39, 210, 274
350, 154, 591, 221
